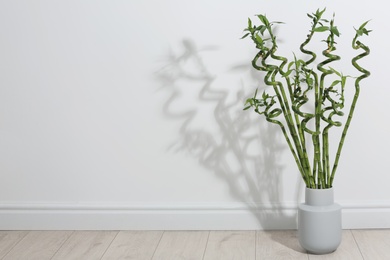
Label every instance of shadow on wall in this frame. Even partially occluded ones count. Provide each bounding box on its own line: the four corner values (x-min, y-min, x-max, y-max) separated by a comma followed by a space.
155, 39, 303, 231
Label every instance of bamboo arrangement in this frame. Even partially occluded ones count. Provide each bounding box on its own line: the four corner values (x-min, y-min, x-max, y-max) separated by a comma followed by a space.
243, 8, 371, 189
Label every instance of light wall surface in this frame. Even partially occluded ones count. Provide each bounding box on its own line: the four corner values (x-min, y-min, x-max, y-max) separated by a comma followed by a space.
0, 0, 389, 229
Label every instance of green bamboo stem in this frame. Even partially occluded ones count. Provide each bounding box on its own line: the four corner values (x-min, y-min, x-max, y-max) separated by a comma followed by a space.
265, 26, 311, 181
248, 26, 309, 186
265, 67, 307, 180
290, 59, 312, 181
321, 78, 345, 186
322, 109, 343, 186
317, 49, 341, 187
263, 101, 307, 182
298, 11, 324, 188
329, 36, 370, 186
250, 19, 305, 173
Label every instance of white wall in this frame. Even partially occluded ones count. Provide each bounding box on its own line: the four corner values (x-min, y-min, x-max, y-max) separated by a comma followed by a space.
0, 0, 389, 230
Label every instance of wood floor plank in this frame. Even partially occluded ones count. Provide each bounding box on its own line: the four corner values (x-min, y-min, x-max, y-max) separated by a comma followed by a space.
256, 230, 308, 259
0, 231, 29, 259
203, 231, 255, 260
308, 230, 363, 260
152, 231, 209, 260
101, 231, 163, 260
352, 229, 390, 260
2, 231, 72, 260
51, 231, 117, 260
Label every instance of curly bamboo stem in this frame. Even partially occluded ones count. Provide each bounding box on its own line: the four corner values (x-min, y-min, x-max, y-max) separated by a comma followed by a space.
330, 37, 370, 186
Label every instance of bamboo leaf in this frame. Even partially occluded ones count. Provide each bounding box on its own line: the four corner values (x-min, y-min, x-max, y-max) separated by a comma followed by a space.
245, 98, 252, 105
306, 78, 314, 87
255, 34, 263, 44
355, 20, 372, 36
331, 26, 340, 37
257, 14, 269, 26
259, 25, 267, 35
329, 80, 341, 88
359, 20, 370, 31
329, 67, 341, 77
248, 18, 252, 28
363, 28, 372, 35
241, 33, 250, 39
255, 25, 266, 35
314, 8, 326, 19
313, 26, 329, 32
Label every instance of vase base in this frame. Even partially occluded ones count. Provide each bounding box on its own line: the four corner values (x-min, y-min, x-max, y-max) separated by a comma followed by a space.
307, 249, 336, 255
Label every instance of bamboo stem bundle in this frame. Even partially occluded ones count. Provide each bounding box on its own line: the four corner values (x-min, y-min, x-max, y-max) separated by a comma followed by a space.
243, 9, 371, 189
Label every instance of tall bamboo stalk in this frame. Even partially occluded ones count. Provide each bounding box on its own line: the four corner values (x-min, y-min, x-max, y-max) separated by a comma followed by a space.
329, 22, 371, 186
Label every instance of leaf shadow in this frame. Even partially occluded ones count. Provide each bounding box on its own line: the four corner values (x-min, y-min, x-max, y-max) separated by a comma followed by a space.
155, 38, 304, 251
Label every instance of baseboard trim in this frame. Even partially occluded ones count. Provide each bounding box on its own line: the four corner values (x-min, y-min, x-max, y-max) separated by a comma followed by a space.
1, 202, 389, 230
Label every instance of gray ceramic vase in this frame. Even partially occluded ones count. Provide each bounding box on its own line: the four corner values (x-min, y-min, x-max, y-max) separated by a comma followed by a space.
298, 187, 342, 254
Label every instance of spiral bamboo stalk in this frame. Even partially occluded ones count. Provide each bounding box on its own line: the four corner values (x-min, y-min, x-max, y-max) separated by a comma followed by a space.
329, 24, 371, 186
264, 22, 311, 181
316, 17, 341, 188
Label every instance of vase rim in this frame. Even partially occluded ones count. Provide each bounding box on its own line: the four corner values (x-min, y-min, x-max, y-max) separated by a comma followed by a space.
305, 187, 333, 190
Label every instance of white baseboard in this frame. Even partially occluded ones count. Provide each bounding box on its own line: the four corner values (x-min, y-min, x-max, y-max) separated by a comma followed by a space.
0, 202, 389, 230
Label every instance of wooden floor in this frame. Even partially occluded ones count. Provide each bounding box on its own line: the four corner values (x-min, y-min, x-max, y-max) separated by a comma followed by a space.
0, 230, 389, 259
